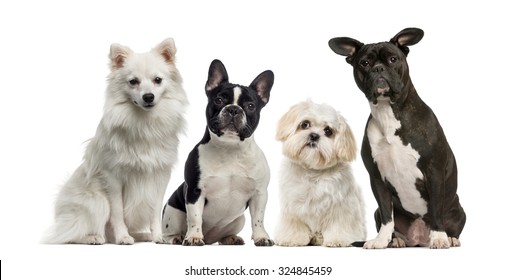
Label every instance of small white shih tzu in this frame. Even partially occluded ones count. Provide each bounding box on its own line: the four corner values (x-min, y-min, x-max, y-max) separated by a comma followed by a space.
274, 100, 367, 247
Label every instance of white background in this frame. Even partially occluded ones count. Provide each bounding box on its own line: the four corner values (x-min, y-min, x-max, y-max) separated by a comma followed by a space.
1, 1, 514, 279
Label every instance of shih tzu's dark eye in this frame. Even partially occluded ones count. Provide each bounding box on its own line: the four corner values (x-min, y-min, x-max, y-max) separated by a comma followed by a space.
324, 126, 333, 137
154, 77, 162, 84
300, 121, 311, 130
129, 78, 140, 86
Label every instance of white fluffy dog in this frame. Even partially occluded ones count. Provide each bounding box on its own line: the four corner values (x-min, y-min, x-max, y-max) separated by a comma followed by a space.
44, 38, 188, 244
274, 100, 367, 247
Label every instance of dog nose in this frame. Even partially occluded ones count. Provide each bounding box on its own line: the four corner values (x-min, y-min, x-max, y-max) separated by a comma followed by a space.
373, 65, 385, 73
226, 105, 240, 117
143, 93, 154, 103
309, 133, 320, 142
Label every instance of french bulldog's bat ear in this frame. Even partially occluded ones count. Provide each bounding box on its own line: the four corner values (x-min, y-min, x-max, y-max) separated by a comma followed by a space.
390, 28, 424, 56
250, 70, 274, 105
328, 37, 364, 63
206, 59, 229, 93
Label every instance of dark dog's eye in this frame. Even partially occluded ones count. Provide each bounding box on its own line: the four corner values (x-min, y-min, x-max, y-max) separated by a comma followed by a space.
129, 78, 140, 86
360, 60, 369, 67
324, 126, 333, 137
389, 57, 398, 64
214, 97, 223, 105
300, 121, 311, 130
154, 77, 162, 84
246, 103, 256, 112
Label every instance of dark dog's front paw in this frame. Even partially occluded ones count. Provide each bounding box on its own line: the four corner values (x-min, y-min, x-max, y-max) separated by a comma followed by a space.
183, 237, 205, 246
219, 235, 245, 245
254, 238, 274, 247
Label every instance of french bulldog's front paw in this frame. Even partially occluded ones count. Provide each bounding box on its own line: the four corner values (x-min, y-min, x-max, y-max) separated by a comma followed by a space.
389, 237, 406, 248
254, 238, 274, 246
448, 237, 461, 247
363, 238, 389, 249
183, 237, 205, 246
429, 231, 450, 249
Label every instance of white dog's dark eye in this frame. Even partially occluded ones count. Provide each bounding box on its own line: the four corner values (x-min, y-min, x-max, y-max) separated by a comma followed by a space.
300, 121, 311, 130
324, 126, 333, 137
129, 78, 140, 86
154, 77, 162, 84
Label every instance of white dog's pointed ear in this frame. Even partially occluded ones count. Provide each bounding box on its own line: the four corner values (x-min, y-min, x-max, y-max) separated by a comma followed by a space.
336, 116, 357, 162
109, 43, 133, 71
250, 70, 274, 105
206, 59, 229, 93
154, 38, 177, 64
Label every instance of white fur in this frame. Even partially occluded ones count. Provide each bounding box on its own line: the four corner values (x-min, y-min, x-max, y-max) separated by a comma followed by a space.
367, 98, 426, 215
43, 38, 187, 244
275, 100, 367, 247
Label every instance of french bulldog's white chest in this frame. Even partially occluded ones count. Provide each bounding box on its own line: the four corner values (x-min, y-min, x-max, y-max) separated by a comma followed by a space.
197, 136, 269, 223
366, 100, 427, 216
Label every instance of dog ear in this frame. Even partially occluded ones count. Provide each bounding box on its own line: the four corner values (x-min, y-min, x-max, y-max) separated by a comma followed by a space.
276, 101, 308, 142
109, 43, 133, 71
206, 59, 229, 93
335, 116, 357, 162
250, 70, 274, 105
390, 28, 424, 56
328, 37, 364, 64
154, 38, 177, 64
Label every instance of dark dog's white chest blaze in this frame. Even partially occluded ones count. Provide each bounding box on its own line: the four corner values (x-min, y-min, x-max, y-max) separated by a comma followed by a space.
367, 99, 427, 216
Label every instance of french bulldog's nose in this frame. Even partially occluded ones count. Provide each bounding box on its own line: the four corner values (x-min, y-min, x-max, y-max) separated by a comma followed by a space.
373, 65, 385, 73
143, 93, 155, 103
227, 106, 240, 117
309, 133, 320, 142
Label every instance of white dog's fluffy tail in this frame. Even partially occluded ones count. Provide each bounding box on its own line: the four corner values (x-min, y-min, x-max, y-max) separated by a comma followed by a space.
43, 167, 110, 244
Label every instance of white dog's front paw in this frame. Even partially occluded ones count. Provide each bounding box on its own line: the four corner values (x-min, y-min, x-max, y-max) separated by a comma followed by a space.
80, 234, 105, 245
116, 235, 135, 245
363, 238, 389, 249
275, 234, 310, 247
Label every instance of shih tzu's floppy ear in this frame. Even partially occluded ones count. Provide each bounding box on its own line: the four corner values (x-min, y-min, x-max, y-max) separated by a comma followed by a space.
334, 115, 357, 162
276, 102, 310, 142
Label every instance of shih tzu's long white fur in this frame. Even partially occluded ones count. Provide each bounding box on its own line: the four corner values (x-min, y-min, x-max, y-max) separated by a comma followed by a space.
274, 100, 367, 247
43, 38, 187, 244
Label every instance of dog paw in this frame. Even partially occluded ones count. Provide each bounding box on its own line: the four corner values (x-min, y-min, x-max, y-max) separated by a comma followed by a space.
448, 237, 461, 247
323, 240, 349, 248
183, 237, 205, 246
363, 238, 389, 249
254, 238, 274, 246
82, 234, 105, 245
219, 235, 245, 245
429, 231, 450, 249
116, 235, 135, 245
389, 237, 406, 248
162, 235, 184, 245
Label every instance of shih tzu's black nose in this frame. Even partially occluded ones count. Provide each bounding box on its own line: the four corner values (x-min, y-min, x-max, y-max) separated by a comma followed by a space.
309, 133, 320, 142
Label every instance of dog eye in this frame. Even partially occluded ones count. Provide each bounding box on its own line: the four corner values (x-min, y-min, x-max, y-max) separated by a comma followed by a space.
300, 121, 311, 130
129, 78, 140, 86
154, 77, 162, 84
214, 97, 223, 105
360, 60, 369, 67
246, 103, 256, 111
324, 127, 333, 137
389, 57, 397, 63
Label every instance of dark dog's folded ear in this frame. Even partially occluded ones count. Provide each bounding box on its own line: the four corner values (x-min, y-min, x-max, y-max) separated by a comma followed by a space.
206, 59, 229, 93
328, 37, 364, 64
390, 28, 424, 56
250, 70, 274, 105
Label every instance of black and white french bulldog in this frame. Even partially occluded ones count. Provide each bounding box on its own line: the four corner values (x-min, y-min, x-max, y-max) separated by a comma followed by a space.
162, 59, 275, 246
329, 28, 466, 249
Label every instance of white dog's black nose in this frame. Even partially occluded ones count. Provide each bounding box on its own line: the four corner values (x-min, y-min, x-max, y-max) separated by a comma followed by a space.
143, 93, 155, 103
309, 133, 320, 142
